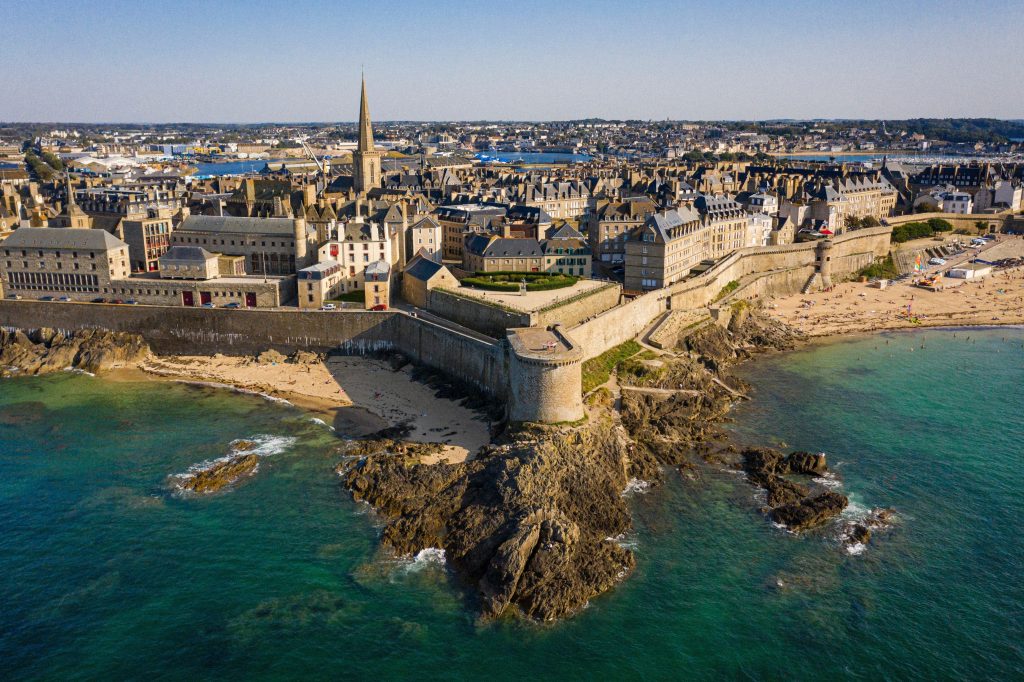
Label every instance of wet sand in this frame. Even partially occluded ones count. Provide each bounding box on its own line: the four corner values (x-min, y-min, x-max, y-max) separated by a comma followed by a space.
124, 353, 489, 463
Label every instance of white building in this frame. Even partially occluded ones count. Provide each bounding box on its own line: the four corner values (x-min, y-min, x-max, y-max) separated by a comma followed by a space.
316, 218, 392, 293
745, 212, 773, 247
941, 191, 973, 214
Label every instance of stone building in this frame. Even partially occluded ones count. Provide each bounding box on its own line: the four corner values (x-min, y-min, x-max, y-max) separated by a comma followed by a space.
297, 260, 344, 309
316, 218, 392, 293
171, 214, 314, 276
363, 259, 391, 309
584, 196, 655, 263
0, 227, 129, 299
401, 255, 459, 308
624, 207, 706, 292
405, 214, 442, 263
463, 234, 543, 273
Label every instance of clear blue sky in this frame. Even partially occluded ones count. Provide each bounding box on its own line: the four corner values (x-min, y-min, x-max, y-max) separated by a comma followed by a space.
3, 0, 1022, 122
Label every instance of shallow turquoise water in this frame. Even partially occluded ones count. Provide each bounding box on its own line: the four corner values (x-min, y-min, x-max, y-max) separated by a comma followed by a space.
2, 329, 1022, 680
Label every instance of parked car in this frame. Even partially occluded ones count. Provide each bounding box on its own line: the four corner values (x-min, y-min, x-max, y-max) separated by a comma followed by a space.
201, 302, 214, 309
6, 294, 22, 300
320, 303, 337, 311
125, 299, 139, 305
371, 304, 388, 311
90, 297, 106, 303
58, 296, 71, 302
111, 299, 124, 304
39, 296, 54, 301
928, 257, 946, 266
223, 302, 240, 309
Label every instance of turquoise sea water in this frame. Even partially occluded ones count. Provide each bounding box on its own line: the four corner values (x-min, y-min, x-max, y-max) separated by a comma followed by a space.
2, 328, 1022, 680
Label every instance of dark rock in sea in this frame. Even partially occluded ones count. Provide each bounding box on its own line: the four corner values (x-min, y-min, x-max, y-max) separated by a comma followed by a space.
337, 420, 636, 622
848, 524, 871, 545
740, 446, 847, 530
770, 491, 848, 531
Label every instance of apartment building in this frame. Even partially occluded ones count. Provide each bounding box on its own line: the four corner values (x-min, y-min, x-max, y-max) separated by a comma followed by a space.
624, 207, 706, 292
585, 196, 655, 263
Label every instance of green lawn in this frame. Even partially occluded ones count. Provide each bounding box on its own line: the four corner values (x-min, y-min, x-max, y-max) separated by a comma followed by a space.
581, 339, 642, 394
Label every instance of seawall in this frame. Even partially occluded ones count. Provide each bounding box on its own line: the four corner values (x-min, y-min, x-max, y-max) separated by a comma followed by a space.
0, 301, 509, 401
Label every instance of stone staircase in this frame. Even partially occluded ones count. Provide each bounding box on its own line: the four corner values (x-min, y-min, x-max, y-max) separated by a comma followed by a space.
801, 272, 820, 294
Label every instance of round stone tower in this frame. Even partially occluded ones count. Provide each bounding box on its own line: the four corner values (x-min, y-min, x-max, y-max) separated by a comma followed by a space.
506, 325, 584, 424
816, 238, 835, 288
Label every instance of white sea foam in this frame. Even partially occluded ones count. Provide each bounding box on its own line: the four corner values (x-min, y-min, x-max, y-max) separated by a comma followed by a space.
622, 478, 652, 496
812, 472, 843, 489
62, 367, 96, 377
309, 417, 335, 431
845, 542, 868, 556
414, 548, 446, 565
398, 548, 447, 573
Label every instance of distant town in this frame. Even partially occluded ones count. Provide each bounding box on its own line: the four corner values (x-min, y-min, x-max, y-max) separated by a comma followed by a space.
1, 80, 1023, 390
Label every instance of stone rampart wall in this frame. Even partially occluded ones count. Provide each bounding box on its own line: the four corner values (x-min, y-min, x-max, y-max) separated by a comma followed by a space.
0, 301, 509, 399
427, 288, 529, 338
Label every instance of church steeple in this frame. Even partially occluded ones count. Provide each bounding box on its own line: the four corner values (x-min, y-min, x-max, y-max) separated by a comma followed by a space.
357, 73, 375, 153
352, 74, 382, 195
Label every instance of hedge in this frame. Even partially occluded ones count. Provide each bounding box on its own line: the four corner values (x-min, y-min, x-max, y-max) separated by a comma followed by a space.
463, 271, 578, 292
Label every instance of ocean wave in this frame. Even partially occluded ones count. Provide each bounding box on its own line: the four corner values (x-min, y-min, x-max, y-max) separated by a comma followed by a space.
62, 367, 96, 377
394, 547, 447, 574
605, 533, 639, 550
621, 478, 652, 496
845, 542, 867, 556
309, 417, 335, 431
812, 472, 843, 489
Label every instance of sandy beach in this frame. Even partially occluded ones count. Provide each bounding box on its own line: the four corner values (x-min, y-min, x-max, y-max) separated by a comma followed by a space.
766, 265, 1024, 337
136, 353, 490, 463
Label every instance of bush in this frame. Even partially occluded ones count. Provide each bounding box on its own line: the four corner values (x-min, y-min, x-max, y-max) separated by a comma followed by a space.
858, 254, 898, 280
927, 218, 953, 232
713, 280, 740, 302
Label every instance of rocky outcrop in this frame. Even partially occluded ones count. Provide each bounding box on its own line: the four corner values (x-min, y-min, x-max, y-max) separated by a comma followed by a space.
0, 328, 150, 376
770, 491, 848, 531
741, 447, 848, 531
175, 454, 261, 493
338, 420, 635, 621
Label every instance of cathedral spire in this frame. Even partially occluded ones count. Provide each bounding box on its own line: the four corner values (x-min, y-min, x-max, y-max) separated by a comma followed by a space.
357, 73, 374, 153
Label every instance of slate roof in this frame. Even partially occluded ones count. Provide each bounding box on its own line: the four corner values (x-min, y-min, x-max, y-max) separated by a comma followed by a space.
465, 235, 543, 258
404, 255, 445, 281
178, 214, 297, 236
160, 245, 215, 262
2, 227, 127, 251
